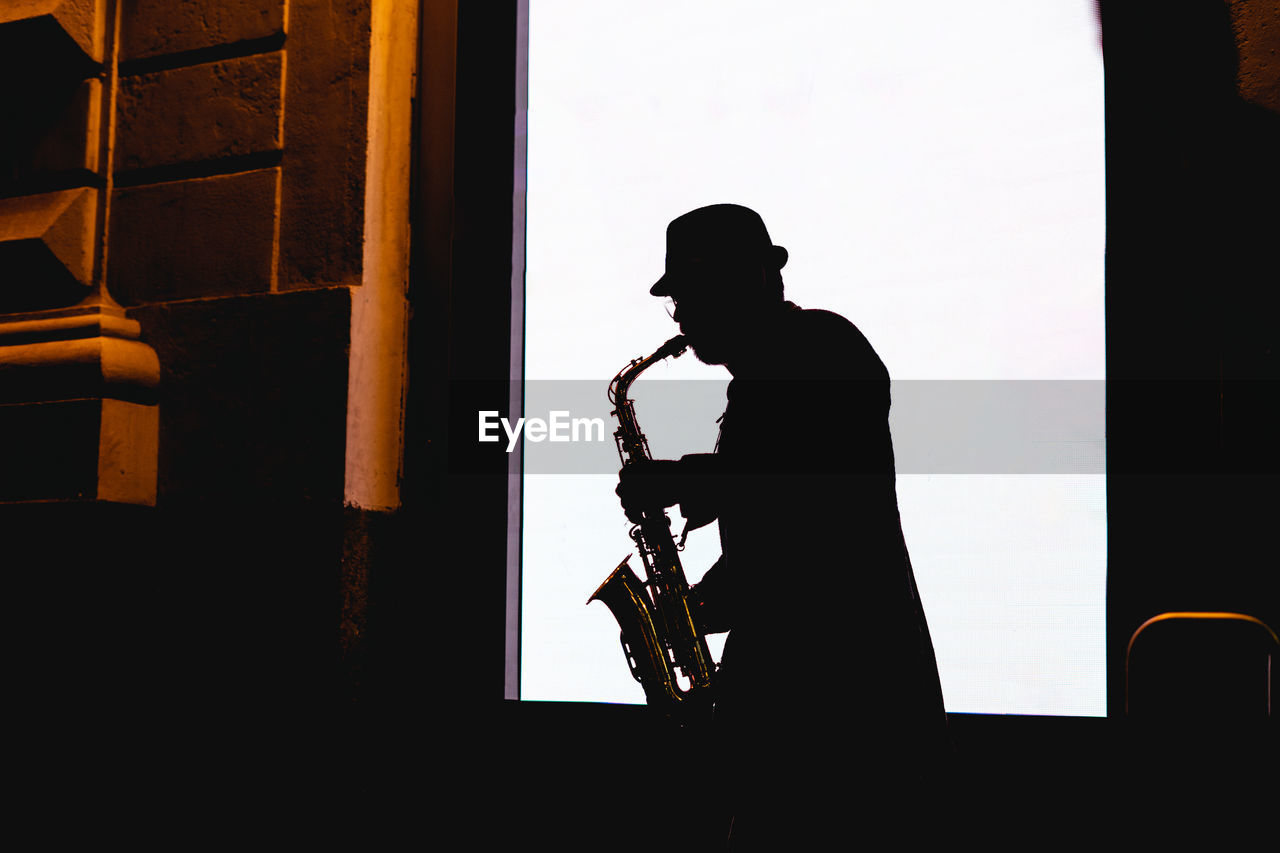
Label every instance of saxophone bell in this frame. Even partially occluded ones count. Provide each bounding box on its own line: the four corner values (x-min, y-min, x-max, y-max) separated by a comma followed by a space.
587, 555, 680, 704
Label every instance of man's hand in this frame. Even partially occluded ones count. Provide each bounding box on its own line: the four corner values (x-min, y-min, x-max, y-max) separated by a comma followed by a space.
616, 459, 686, 524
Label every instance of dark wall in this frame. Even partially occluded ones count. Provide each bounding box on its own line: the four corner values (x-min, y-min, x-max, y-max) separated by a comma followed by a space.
1102, 0, 1280, 716
365, 0, 518, 720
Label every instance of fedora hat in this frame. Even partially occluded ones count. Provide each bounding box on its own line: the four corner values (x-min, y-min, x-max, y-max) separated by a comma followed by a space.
650, 204, 788, 296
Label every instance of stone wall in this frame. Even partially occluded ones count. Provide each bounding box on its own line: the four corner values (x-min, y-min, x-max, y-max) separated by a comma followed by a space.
0, 0, 420, 755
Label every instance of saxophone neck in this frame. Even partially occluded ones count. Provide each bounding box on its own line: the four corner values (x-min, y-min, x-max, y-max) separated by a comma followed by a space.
610, 335, 689, 404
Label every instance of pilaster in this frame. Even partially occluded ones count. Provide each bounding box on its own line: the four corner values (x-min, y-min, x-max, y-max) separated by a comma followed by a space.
0, 0, 160, 506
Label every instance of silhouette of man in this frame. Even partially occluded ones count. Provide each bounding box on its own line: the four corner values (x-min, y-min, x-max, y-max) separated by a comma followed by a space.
616, 204, 950, 848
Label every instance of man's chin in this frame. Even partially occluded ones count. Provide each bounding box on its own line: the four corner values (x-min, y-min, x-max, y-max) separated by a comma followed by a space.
688, 341, 727, 365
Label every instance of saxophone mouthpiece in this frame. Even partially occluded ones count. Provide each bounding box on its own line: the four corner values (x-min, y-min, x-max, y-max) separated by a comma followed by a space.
659, 335, 688, 359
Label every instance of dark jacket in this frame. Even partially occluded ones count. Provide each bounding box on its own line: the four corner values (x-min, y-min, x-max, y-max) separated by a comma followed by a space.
679, 302, 949, 808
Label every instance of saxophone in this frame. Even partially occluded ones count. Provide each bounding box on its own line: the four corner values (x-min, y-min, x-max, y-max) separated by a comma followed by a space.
587, 334, 717, 715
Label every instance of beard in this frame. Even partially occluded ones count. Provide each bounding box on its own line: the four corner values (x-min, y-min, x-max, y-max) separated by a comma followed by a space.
685, 330, 732, 366
679, 299, 779, 370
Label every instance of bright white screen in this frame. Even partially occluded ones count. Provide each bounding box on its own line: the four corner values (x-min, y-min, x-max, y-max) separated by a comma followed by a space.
517, 0, 1105, 715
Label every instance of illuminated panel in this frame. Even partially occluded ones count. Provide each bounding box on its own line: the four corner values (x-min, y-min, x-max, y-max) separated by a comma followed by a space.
517, 1, 1105, 716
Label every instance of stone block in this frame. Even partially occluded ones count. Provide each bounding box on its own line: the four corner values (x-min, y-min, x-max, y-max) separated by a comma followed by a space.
27, 77, 101, 176
97, 397, 159, 504
0, 187, 97, 311
127, 288, 352, 506
1228, 0, 1280, 114
108, 168, 279, 304
0, 36, 100, 193
0, 72, 101, 194
0, 304, 159, 504
0, 397, 157, 504
279, 0, 372, 289
116, 51, 284, 172
120, 0, 286, 61
0, 327, 160, 406
0, 0, 105, 63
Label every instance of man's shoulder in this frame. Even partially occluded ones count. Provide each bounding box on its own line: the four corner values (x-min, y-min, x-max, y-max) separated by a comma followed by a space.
781, 304, 887, 378
787, 305, 866, 341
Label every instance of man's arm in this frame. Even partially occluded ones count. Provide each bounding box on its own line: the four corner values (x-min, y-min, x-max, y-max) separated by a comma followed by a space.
690, 555, 734, 634
615, 455, 733, 633
615, 453, 729, 525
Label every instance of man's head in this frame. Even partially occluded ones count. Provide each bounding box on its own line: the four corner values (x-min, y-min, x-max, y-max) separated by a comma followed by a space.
650, 204, 788, 365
